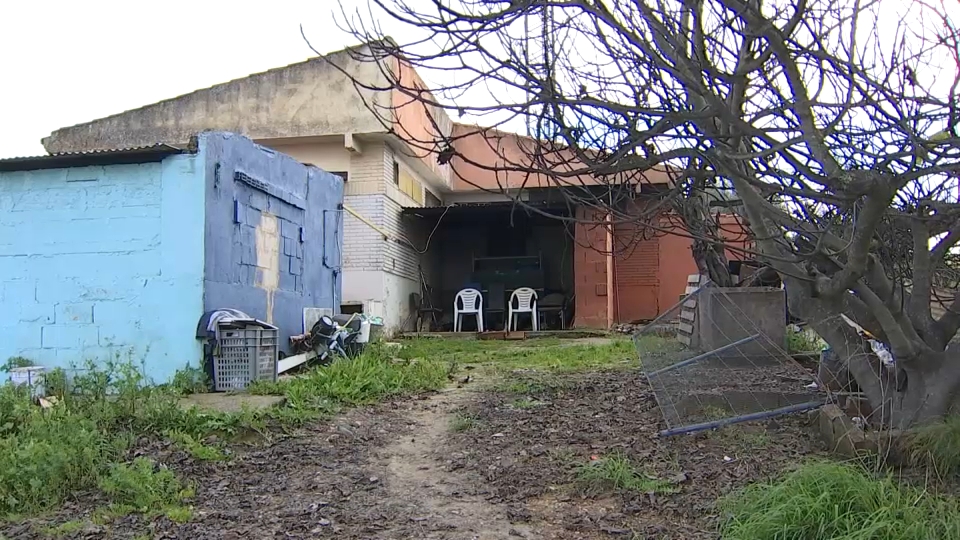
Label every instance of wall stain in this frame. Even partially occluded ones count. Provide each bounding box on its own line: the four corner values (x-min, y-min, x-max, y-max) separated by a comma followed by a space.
255, 212, 280, 324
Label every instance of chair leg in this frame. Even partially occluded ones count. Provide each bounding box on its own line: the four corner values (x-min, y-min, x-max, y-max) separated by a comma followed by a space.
533, 311, 539, 332
477, 312, 484, 333
454, 313, 460, 332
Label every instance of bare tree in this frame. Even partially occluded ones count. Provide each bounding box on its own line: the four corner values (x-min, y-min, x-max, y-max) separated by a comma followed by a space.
327, 0, 960, 428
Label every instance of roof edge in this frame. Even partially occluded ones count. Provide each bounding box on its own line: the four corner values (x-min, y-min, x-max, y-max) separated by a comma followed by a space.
0, 144, 186, 173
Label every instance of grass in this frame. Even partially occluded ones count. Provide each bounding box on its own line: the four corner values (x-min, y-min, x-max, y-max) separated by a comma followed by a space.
509, 397, 541, 409
250, 343, 451, 414
0, 344, 451, 521
97, 457, 194, 518
719, 461, 960, 539
450, 413, 480, 432
576, 452, 678, 495
164, 430, 227, 462
42, 520, 85, 538
397, 336, 649, 373
905, 415, 960, 477
494, 375, 569, 395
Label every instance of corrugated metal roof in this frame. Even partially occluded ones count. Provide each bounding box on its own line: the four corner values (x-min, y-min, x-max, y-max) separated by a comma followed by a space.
0, 144, 185, 172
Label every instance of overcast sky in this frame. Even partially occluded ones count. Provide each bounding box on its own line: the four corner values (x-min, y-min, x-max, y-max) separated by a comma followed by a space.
0, 0, 377, 158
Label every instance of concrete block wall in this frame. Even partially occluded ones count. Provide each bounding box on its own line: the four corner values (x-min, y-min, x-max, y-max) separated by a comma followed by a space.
200, 133, 343, 351
696, 287, 786, 357
0, 157, 206, 381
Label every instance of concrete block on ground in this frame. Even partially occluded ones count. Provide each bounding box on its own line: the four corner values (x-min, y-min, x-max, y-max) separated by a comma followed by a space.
696, 287, 786, 357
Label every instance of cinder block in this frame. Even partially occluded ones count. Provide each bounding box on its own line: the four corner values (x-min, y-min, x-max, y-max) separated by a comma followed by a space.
93, 301, 137, 327
248, 190, 267, 211
41, 325, 100, 349
57, 303, 94, 324
19, 303, 55, 324
280, 218, 299, 239
0, 325, 43, 349
279, 271, 296, 292
2, 280, 37, 304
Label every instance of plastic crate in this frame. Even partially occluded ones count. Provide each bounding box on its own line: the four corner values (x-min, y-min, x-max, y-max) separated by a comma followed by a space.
212, 325, 278, 391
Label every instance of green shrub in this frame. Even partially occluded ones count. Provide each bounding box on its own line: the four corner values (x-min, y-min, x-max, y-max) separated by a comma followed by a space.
97, 457, 193, 514
719, 461, 960, 539
0, 409, 122, 514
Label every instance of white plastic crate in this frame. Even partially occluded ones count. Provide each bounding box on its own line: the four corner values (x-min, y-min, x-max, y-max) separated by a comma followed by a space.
8, 366, 45, 398
212, 325, 278, 391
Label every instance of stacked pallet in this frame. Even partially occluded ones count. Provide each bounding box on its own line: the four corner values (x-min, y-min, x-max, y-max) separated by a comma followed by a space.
677, 274, 704, 346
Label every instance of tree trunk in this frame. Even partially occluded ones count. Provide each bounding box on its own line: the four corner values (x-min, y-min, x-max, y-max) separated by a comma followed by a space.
692, 238, 734, 287
886, 355, 960, 429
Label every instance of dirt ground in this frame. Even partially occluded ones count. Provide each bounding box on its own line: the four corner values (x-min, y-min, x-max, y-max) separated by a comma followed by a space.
6, 344, 824, 540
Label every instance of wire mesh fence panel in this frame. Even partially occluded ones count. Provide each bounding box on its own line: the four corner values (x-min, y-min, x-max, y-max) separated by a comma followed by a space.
635, 280, 824, 436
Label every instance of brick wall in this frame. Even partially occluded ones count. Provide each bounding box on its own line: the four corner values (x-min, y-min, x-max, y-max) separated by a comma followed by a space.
614, 224, 660, 322
574, 207, 610, 328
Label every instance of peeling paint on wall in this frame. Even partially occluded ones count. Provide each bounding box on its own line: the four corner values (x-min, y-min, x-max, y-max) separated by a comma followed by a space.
255, 212, 281, 324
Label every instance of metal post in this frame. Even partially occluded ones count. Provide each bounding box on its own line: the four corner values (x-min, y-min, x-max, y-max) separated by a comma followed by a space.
645, 333, 760, 377
658, 399, 825, 437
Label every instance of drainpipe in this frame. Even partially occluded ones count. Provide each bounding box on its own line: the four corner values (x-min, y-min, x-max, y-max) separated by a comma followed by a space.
605, 212, 615, 329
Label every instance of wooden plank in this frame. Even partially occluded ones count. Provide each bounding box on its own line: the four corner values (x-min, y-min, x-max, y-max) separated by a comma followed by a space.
678, 335, 692, 345
678, 322, 694, 334
683, 299, 698, 309
680, 310, 696, 322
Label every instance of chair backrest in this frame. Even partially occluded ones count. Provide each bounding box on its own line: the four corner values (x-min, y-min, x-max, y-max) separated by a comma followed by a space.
455, 288, 483, 311
510, 287, 537, 310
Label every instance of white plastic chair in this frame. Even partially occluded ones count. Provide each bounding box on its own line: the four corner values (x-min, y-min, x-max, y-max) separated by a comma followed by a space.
454, 288, 484, 332
507, 287, 538, 331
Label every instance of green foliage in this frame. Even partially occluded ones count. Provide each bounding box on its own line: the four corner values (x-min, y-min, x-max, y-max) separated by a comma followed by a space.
576, 452, 678, 495
786, 326, 826, 354
450, 413, 480, 432
166, 366, 209, 396
252, 344, 450, 414
719, 461, 960, 539
2, 357, 34, 371
97, 457, 193, 514
164, 430, 227, 462
905, 416, 960, 477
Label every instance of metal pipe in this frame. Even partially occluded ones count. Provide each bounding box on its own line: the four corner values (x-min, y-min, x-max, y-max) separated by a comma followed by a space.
646, 333, 760, 377
658, 399, 825, 437
342, 204, 391, 240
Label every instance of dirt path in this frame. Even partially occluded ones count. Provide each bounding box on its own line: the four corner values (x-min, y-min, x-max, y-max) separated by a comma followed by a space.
371, 385, 544, 539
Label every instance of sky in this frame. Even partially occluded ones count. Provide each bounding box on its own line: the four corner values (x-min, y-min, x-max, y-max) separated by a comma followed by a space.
0, 0, 378, 159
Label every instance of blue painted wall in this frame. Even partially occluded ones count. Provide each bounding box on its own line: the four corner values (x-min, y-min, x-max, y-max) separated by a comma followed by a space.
199, 132, 344, 353
0, 155, 206, 382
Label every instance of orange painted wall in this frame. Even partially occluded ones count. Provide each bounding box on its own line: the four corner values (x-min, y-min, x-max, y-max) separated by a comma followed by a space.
574, 207, 611, 328
391, 58, 451, 180
449, 123, 672, 192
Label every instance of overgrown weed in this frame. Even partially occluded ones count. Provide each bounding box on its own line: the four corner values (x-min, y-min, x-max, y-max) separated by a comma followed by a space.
0, 344, 450, 519
719, 461, 960, 539
904, 415, 960, 477
576, 452, 678, 495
